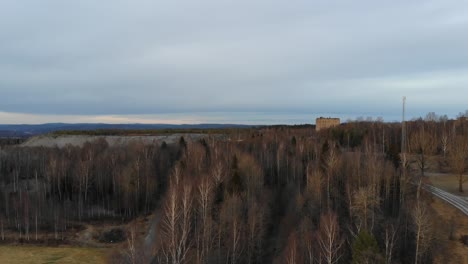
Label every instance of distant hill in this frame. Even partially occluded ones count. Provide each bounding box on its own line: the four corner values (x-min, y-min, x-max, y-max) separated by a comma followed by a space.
0, 123, 253, 138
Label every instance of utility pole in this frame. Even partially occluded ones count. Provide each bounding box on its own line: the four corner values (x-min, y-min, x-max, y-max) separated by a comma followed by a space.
401, 96, 406, 155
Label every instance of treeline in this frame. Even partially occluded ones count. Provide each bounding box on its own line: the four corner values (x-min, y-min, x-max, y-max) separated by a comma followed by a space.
0, 138, 26, 146
0, 117, 467, 263
0, 138, 180, 241
51, 128, 254, 137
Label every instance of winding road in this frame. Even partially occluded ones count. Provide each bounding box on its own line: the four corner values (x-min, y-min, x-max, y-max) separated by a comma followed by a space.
424, 184, 468, 215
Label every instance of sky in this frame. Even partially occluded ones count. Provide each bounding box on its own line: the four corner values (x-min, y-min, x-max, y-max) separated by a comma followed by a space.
1, 0, 468, 124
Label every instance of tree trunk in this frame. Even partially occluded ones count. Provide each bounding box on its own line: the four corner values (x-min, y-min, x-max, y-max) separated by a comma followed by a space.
459, 173, 464, 193
414, 225, 420, 264
35, 212, 38, 241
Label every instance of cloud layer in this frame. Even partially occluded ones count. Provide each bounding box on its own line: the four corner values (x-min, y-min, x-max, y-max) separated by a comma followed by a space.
1, 0, 467, 123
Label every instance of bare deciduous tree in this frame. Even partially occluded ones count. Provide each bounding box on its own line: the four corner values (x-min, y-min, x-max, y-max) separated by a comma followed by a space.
160, 180, 193, 264
449, 135, 468, 192
284, 231, 299, 264
384, 223, 398, 264
299, 217, 315, 264
324, 142, 340, 209
126, 225, 138, 264
196, 175, 214, 264
306, 167, 324, 211
351, 186, 380, 232
409, 126, 437, 178
317, 211, 343, 264
412, 202, 432, 264
221, 195, 243, 264
247, 199, 265, 264
440, 132, 449, 159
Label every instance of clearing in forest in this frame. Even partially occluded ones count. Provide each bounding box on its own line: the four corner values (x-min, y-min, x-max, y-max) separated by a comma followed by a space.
0, 246, 108, 264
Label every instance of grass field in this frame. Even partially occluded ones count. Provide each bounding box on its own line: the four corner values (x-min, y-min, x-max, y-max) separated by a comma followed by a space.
427, 173, 468, 197
430, 197, 468, 264
0, 246, 108, 264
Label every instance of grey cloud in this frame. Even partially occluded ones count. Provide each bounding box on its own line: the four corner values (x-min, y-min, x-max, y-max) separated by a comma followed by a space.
1, 0, 467, 122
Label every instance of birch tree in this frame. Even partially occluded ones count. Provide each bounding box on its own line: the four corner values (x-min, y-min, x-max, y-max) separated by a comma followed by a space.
317, 211, 343, 264
412, 202, 432, 264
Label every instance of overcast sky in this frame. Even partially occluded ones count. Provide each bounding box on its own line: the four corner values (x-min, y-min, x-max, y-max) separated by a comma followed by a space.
1, 0, 467, 124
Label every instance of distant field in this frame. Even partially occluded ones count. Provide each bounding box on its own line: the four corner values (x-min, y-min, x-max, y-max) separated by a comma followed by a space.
20, 133, 212, 148
0, 246, 108, 264
427, 173, 468, 197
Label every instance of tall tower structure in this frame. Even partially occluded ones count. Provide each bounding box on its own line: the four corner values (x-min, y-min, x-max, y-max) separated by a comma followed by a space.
401, 96, 406, 154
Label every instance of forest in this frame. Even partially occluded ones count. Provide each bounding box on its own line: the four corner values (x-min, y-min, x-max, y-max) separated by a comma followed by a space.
0, 115, 467, 264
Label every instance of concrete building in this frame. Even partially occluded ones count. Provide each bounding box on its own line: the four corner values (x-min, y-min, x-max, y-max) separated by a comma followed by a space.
316, 117, 340, 131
